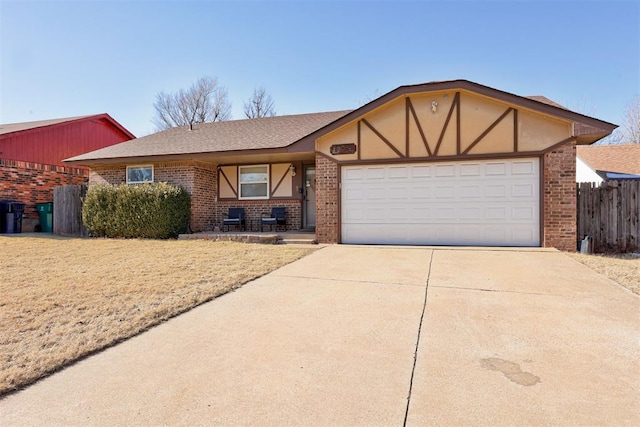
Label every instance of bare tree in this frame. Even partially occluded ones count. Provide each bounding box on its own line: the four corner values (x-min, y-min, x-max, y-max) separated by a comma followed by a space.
619, 95, 640, 144
596, 95, 640, 145
152, 76, 231, 130
243, 87, 276, 119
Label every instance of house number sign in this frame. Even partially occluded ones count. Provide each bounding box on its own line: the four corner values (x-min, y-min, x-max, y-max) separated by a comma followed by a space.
330, 143, 357, 155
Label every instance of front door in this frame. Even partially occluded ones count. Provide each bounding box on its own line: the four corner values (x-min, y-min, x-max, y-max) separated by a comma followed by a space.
303, 167, 316, 229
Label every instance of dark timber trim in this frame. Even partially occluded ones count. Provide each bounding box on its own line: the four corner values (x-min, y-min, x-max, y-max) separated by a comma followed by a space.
357, 120, 362, 160
361, 118, 405, 158
542, 136, 577, 153
407, 97, 432, 156
456, 94, 461, 155
513, 109, 519, 152
434, 92, 459, 155
462, 107, 513, 155
219, 168, 237, 198
270, 164, 290, 197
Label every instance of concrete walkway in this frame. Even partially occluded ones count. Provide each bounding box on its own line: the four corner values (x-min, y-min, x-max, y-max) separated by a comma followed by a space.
1, 246, 638, 426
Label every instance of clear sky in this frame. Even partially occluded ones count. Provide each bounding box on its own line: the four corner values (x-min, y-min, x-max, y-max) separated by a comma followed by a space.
1, 0, 638, 137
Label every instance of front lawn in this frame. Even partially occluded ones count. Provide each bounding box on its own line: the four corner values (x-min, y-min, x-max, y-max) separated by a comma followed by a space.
0, 237, 313, 395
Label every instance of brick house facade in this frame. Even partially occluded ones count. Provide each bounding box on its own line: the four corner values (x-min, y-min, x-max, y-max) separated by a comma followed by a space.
89, 161, 303, 233
0, 114, 134, 232
0, 158, 89, 230
68, 80, 615, 250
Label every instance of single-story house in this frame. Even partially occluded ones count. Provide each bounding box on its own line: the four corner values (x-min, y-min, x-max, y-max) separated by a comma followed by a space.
0, 114, 135, 231
576, 144, 640, 183
66, 80, 616, 251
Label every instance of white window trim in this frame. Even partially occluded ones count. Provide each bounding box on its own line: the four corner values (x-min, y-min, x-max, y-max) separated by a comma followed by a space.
126, 165, 154, 184
238, 164, 270, 200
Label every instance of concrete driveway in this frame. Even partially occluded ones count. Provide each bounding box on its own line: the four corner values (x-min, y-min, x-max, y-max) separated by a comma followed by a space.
1, 246, 638, 426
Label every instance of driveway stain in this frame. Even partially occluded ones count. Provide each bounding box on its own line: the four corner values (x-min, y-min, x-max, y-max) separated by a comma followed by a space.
480, 357, 540, 386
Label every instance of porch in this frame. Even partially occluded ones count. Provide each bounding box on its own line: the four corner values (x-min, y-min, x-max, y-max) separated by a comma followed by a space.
178, 230, 317, 245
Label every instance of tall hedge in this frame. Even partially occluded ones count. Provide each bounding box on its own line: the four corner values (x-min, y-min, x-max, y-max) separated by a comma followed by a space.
82, 183, 191, 239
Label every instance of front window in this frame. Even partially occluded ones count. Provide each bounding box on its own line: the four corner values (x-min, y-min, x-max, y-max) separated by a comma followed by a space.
126, 165, 154, 184
239, 165, 269, 199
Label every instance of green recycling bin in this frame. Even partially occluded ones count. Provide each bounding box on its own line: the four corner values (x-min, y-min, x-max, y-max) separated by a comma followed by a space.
36, 202, 54, 233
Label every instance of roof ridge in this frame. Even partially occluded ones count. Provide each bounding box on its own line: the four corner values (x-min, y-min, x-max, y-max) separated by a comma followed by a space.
0, 114, 97, 127
182, 109, 354, 127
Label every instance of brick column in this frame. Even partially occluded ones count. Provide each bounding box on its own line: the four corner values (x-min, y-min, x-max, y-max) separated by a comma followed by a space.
315, 154, 339, 243
543, 141, 577, 251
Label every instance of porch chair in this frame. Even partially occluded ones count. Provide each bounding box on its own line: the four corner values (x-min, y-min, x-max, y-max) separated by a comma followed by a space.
222, 207, 246, 232
261, 207, 286, 232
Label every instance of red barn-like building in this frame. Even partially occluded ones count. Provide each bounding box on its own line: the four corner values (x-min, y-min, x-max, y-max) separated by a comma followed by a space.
0, 114, 135, 231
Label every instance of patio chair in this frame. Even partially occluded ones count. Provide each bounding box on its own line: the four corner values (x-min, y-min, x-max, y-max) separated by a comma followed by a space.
261, 207, 286, 232
222, 207, 246, 232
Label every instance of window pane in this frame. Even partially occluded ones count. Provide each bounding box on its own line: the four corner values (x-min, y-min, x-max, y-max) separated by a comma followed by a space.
240, 166, 268, 183
240, 183, 268, 198
128, 167, 153, 183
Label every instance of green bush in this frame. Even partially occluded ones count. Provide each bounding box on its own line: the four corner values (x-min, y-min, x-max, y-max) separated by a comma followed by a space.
82, 183, 191, 239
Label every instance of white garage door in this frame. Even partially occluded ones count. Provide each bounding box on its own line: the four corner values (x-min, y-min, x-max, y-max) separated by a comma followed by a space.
341, 159, 540, 246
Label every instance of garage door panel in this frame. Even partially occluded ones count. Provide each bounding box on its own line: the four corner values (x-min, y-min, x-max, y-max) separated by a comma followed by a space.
366, 167, 385, 179
435, 186, 455, 199
388, 167, 408, 178
365, 188, 385, 199
512, 183, 535, 198
341, 159, 540, 246
485, 162, 507, 175
511, 206, 535, 220
512, 160, 536, 175
459, 184, 482, 198
412, 166, 432, 177
459, 163, 482, 176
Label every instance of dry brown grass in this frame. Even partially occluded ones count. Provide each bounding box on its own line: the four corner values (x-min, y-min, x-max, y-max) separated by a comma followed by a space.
567, 252, 640, 295
0, 236, 313, 395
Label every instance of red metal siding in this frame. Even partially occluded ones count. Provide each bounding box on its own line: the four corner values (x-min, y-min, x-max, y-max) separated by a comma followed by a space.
0, 117, 132, 168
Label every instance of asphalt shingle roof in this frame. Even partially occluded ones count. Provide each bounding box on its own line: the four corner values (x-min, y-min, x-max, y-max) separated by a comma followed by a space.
0, 115, 95, 136
67, 111, 350, 162
577, 144, 640, 175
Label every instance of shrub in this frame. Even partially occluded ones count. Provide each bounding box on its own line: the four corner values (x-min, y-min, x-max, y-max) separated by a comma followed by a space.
82, 183, 191, 239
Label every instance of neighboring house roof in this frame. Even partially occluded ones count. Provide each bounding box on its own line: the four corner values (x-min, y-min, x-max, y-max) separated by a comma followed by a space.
576, 144, 640, 175
65, 79, 617, 165
599, 172, 640, 180
0, 114, 135, 140
66, 110, 350, 164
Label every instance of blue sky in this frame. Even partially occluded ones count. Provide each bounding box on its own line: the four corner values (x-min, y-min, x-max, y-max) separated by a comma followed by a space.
1, 0, 638, 137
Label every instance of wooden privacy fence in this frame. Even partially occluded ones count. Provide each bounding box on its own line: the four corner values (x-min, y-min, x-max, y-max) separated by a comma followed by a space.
577, 180, 639, 253
53, 184, 88, 237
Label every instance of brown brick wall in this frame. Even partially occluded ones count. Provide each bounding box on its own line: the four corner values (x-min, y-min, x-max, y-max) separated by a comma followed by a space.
215, 199, 302, 231
89, 161, 303, 233
0, 158, 88, 222
192, 164, 217, 232
89, 165, 125, 185
315, 154, 339, 243
89, 161, 216, 232
543, 142, 577, 252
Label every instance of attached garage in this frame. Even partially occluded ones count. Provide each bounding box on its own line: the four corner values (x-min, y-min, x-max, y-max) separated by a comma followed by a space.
308, 80, 616, 250
341, 158, 539, 246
